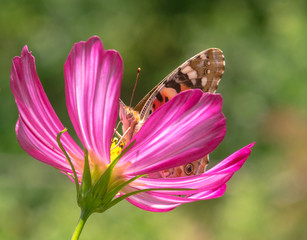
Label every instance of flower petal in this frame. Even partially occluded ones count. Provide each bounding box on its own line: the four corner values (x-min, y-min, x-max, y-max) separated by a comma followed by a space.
187, 185, 227, 200
64, 36, 123, 164
121, 90, 226, 175
10, 46, 83, 172
123, 143, 254, 212
124, 185, 226, 212
131, 143, 253, 195
206, 142, 255, 174
124, 187, 180, 212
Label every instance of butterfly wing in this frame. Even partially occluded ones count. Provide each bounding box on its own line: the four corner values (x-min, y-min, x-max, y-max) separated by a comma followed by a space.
136, 48, 225, 121
119, 48, 225, 178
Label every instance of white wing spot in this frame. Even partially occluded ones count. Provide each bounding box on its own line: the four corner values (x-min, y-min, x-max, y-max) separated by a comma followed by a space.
201, 77, 208, 87
187, 70, 197, 80
200, 54, 206, 59
191, 79, 197, 86
181, 65, 193, 74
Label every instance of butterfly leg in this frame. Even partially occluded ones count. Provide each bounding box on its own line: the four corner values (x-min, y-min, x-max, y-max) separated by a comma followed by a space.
112, 127, 132, 150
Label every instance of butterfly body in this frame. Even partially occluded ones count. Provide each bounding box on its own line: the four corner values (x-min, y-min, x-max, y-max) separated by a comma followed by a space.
119, 48, 225, 178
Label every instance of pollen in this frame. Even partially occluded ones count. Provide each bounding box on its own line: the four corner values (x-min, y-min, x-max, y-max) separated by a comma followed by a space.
110, 138, 125, 162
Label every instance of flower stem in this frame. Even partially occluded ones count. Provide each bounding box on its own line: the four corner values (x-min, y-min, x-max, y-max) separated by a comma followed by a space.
71, 210, 92, 240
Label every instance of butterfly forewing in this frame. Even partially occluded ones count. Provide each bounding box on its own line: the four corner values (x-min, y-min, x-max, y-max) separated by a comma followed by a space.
138, 48, 225, 120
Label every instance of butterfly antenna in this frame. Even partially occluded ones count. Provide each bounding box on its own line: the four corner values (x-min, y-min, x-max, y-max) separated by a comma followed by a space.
114, 121, 121, 132
129, 67, 141, 108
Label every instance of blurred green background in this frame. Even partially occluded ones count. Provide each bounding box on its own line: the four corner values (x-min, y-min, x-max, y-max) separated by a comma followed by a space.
1, 0, 306, 239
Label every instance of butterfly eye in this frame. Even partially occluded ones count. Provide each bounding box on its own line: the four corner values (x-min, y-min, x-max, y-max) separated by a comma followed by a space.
184, 163, 194, 176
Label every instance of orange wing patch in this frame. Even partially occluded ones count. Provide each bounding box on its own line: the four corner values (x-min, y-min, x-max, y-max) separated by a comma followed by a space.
152, 87, 177, 112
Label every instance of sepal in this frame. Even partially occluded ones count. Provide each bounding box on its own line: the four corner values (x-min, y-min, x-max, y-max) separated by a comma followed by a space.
80, 149, 92, 197
77, 140, 137, 214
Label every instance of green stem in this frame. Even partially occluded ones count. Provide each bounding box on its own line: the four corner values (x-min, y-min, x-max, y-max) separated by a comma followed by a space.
71, 210, 92, 240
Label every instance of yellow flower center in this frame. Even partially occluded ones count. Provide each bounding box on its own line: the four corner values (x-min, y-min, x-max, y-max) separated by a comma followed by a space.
88, 138, 126, 185
110, 137, 125, 162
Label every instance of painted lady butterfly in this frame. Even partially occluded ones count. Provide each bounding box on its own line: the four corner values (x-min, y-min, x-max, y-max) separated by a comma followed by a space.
119, 48, 225, 178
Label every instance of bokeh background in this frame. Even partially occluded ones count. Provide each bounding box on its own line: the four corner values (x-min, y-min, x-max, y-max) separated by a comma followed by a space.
1, 0, 306, 239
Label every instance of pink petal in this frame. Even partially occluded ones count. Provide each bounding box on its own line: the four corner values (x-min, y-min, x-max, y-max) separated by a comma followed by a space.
145, 185, 227, 203
124, 187, 180, 212
206, 142, 255, 174
123, 143, 252, 212
10, 46, 83, 172
64, 36, 123, 164
187, 185, 227, 200
124, 185, 226, 212
123, 143, 253, 211
121, 90, 226, 175
133, 143, 254, 194
133, 173, 231, 195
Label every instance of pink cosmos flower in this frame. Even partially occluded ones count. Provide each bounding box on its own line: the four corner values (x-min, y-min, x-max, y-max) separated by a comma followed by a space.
11, 36, 254, 214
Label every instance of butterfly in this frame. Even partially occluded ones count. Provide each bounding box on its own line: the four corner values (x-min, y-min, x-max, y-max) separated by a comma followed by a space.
118, 48, 225, 178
